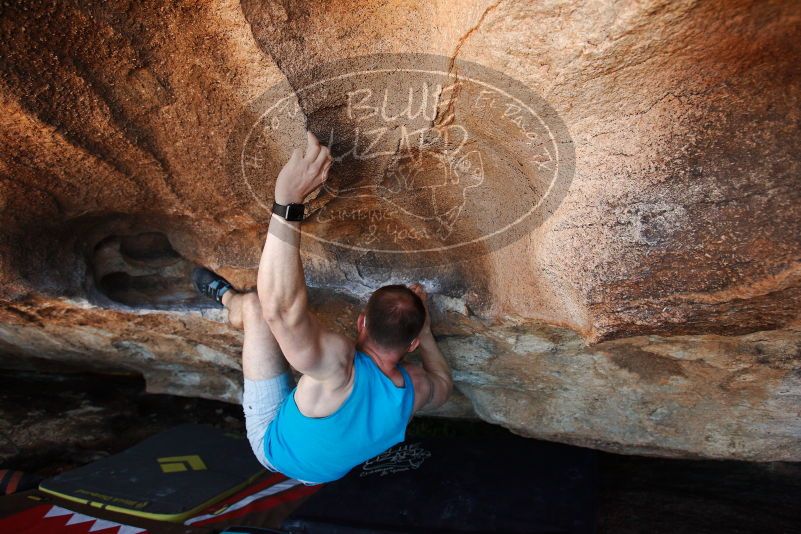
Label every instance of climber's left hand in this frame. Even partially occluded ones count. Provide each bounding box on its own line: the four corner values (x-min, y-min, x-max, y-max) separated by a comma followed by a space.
274, 131, 333, 205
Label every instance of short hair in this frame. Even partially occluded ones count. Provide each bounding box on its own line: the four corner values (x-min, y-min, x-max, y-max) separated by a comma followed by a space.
364, 285, 426, 350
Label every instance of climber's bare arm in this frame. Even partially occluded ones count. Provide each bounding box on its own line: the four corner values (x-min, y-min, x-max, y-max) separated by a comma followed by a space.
404, 332, 453, 412
257, 132, 351, 382
404, 284, 453, 412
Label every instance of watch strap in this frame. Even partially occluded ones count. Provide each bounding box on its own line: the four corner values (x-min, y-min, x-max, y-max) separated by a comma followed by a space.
272, 201, 305, 221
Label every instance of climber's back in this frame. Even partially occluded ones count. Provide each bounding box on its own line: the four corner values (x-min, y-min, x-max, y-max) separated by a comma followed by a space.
264, 349, 415, 483
260, 282, 453, 484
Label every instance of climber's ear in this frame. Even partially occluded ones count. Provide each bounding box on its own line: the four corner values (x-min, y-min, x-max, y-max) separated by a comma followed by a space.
357, 313, 366, 335
407, 337, 421, 353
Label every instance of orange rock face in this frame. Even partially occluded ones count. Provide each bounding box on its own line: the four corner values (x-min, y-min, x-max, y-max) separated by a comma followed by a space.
0, 1, 799, 459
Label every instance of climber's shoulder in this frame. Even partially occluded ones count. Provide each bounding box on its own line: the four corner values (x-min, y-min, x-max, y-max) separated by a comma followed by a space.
267, 304, 355, 384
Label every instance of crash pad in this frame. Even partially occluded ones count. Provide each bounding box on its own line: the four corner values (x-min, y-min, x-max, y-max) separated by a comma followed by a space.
39, 424, 265, 522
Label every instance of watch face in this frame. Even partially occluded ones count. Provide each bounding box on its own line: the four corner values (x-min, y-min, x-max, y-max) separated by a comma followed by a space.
286, 204, 305, 221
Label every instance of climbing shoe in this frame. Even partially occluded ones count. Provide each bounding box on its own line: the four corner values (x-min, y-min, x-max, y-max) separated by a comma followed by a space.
192, 267, 233, 305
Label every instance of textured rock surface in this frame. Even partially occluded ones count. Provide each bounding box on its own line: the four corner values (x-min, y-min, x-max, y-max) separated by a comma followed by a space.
1, 0, 800, 459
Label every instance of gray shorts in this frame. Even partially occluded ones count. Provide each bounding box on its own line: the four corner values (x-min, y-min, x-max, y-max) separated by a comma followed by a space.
241, 372, 319, 486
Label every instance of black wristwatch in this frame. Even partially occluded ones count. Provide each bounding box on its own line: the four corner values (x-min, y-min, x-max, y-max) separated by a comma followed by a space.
272, 201, 305, 221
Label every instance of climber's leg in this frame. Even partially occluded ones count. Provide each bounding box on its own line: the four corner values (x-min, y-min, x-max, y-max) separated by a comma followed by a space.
225, 290, 294, 471
224, 291, 289, 379
192, 269, 294, 470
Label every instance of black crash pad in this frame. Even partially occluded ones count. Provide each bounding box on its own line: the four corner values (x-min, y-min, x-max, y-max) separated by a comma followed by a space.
39, 424, 265, 522
282, 435, 597, 533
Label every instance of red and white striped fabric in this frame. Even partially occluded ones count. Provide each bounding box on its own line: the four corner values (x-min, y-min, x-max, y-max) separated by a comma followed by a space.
0, 469, 24, 495
0, 469, 40, 495
184, 472, 321, 527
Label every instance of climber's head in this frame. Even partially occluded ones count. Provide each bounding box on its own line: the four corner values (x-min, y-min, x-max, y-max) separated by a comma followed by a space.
357, 284, 426, 357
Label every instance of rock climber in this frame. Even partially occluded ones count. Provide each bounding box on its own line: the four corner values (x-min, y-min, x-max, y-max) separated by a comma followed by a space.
193, 131, 453, 484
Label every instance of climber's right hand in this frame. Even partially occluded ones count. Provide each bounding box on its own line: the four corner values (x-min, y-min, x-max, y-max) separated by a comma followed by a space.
274, 131, 333, 206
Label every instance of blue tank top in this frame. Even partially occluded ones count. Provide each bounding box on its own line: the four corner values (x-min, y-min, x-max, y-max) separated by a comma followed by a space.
263, 350, 415, 483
